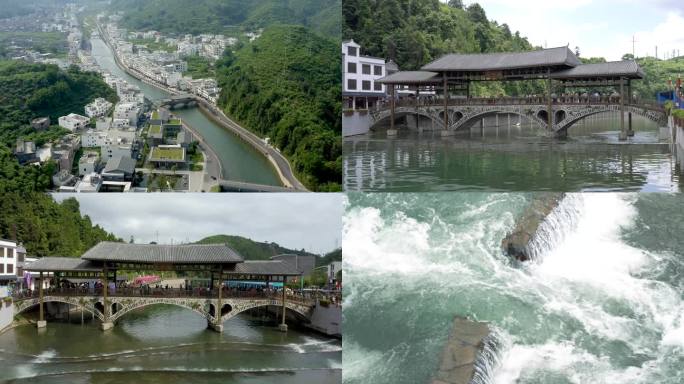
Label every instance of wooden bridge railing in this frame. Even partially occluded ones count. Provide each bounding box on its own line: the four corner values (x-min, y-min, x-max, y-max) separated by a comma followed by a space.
374, 97, 664, 111
12, 287, 317, 306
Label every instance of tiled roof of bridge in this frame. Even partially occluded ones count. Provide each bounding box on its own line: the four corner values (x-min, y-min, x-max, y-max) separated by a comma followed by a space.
81, 242, 244, 264
551, 60, 644, 79
26, 257, 101, 272
232, 260, 302, 276
377, 71, 441, 84
422, 46, 581, 71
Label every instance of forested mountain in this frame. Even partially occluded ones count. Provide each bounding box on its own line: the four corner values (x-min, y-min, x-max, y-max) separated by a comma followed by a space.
112, 0, 341, 39
216, 25, 341, 191
0, 61, 117, 193
343, 0, 545, 97
0, 193, 121, 257
631, 56, 684, 102
196, 234, 338, 262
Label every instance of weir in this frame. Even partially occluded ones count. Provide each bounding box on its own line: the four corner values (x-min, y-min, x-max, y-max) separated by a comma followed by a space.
502, 193, 584, 261
431, 317, 493, 384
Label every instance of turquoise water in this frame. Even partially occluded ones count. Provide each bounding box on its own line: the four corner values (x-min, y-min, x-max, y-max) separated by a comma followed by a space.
0, 305, 341, 383
342, 193, 684, 383
343, 115, 679, 192
90, 37, 280, 185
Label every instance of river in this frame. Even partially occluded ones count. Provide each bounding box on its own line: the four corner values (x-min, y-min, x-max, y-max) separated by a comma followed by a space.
0, 305, 341, 383
343, 193, 684, 384
89, 37, 281, 186
343, 115, 680, 192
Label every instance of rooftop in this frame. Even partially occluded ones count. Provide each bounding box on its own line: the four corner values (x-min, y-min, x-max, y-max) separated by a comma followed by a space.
377, 71, 440, 84
233, 260, 302, 276
26, 257, 101, 272
82, 242, 244, 264
421, 46, 581, 72
149, 124, 162, 135
551, 60, 644, 79
150, 146, 185, 162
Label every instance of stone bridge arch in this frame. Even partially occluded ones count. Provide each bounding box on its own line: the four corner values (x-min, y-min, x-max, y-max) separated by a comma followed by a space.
371, 107, 442, 130
220, 299, 313, 323
555, 105, 667, 133
449, 106, 548, 132
14, 296, 105, 322
107, 297, 213, 324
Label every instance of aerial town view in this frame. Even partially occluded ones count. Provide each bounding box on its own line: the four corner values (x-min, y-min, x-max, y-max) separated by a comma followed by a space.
0, 193, 342, 383
0, 0, 341, 193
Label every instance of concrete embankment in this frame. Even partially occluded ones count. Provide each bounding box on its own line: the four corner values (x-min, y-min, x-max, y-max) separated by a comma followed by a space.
501, 193, 565, 261
431, 317, 491, 384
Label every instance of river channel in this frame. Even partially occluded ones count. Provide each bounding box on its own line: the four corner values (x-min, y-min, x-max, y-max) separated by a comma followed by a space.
343, 115, 680, 192
90, 37, 281, 186
343, 193, 684, 384
0, 305, 341, 383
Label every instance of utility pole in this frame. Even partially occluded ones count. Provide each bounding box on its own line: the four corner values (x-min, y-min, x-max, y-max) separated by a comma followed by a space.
656, 45, 658, 59
632, 35, 636, 58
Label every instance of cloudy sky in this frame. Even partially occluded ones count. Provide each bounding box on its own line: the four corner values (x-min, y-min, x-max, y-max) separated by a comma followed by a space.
52, 194, 342, 255
457, 0, 684, 61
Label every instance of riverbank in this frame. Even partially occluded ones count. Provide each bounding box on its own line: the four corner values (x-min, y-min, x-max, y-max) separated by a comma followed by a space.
97, 22, 306, 191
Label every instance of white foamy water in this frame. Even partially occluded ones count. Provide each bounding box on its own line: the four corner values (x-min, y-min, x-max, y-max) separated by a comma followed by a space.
344, 193, 684, 384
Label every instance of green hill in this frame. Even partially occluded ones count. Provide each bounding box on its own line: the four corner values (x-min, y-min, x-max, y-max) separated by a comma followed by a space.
216, 25, 341, 191
196, 234, 318, 260
631, 56, 684, 102
0, 61, 117, 193
0, 193, 121, 257
112, 0, 341, 39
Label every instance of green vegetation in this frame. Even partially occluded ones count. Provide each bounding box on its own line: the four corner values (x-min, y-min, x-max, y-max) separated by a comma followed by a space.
216, 25, 341, 191
149, 124, 162, 135
167, 119, 181, 125
0, 32, 68, 59
128, 37, 175, 53
185, 55, 216, 79
151, 111, 160, 120
0, 193, 120, 257
629, 56, 684, 101
197, 234, 320, 260
150, 147, 185, 161
0, 61, 117, 193
112, 0, 341, 39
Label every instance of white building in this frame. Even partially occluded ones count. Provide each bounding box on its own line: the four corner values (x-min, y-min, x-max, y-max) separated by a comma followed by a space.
58, 113, 90, 131
0, 239, 23, 283
342, 40, 387, 110
103, 139, 133, 162
113, 103, 141, 127
81, 129, 108, 148
84, 98, 113, 118
78, 151, 100, 177
74, 173, 103, 193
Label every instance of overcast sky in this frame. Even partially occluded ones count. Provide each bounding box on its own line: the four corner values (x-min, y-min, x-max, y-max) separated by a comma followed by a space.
52, 194, 342, 255
454, 0, 684, 61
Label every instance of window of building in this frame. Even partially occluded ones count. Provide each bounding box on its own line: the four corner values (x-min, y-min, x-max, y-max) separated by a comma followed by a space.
0, 264, 4, 273
374, 82, 383, 91
374, 65, 383, 76
17, 267, 22, 277
347, 46, 357, 56
362, 64, 371, 75
17, 252, 24, 262
362, 80, 371, 90
7, 264, 12, 274
7, 248, 13, 258
347, 79, 357, 90
347, 62, 357, 74
0, 247, 3, 257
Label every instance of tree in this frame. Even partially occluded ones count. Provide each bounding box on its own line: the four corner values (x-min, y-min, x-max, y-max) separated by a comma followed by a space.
448, 0, 464, 9
466, 3, 487, 24
622, 53, 635, 61
575, 46, 580, 57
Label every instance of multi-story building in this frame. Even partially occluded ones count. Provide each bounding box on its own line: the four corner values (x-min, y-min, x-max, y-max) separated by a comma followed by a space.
84, 98, 113, 118
58, 113, 90, 131
113, 103, 141, 127
0, 239, 25, 288
78, 151, 101, 177
342, 39, 387, 111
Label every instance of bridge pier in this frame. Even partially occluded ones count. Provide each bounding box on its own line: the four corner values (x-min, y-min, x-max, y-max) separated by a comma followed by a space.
441, 130, 454, 137
627, 112, 635, 137
100, 322, 114, 331
208, 322, 223, 333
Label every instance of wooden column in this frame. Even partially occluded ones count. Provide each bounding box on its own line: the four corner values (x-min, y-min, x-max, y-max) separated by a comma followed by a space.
39, 272, 44, 322
390, 84, 396, 131
278, 276, 288, 332
102, 267, 108, 322
546, 69, 553, 131
620, 77, 626, 140
443, 73, 449, 130
217, 268, 223, 323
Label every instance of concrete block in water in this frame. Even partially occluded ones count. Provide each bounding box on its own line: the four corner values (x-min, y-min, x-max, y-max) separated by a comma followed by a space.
431, 317, 490, 384
501, 193, 564, 261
